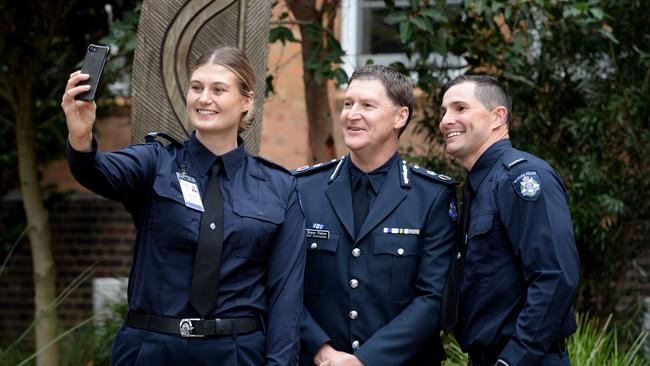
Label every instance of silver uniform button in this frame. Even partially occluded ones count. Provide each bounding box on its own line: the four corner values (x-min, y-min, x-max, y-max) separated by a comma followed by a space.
349, 310, 358, 319
310, 242, 318, 249
456, 251, 461, 259
397, 248, 405, 256
352, 248, 361, 257
349, 279, 359, 288
352, 340, 360, 350
210, 222, 216, 230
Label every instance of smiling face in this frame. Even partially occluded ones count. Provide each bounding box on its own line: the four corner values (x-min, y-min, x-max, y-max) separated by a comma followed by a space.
340, 79, 408, 163
186, 63, 252, 141
439, 81, 508, 170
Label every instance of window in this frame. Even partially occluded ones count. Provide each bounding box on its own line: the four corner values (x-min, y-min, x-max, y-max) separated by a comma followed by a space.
341, 0, 464, 77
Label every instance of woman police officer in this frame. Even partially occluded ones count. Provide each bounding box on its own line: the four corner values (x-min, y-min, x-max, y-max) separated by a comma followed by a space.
61, 46, 305, 365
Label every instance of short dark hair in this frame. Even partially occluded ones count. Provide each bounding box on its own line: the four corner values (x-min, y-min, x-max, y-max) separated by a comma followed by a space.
443, 75, 512, 129
348, 64, 415, 136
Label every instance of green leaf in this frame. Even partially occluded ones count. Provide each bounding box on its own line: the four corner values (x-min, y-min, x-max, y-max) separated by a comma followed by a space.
264, 75, 275, 98
269, 26, 298, 45
384, 11, 408, 25
399, 22, 412, 44
589, 7, 604, 20
411, 16, 429, 31
598, 27, 619, 44
333, 68, 349, 87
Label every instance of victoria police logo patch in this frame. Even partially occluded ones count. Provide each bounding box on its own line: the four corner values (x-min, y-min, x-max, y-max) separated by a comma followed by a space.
513, 171, 541, 201
448, 199, 458, 222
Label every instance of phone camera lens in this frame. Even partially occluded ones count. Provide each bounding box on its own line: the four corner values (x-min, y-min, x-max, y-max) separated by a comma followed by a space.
89, 46, 96, 52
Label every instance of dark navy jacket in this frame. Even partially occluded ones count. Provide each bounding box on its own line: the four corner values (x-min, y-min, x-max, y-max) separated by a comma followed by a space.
67, 133, 306, 366
456, 140, 580, 366
294, 154, 457, 366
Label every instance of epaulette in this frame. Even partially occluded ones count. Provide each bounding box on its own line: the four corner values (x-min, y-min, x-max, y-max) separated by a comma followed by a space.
292, 158, 339, 177
253, 156, 291, 175
502, 149, 527, 170
144, 131, 183, 147
410, 165, 459, 185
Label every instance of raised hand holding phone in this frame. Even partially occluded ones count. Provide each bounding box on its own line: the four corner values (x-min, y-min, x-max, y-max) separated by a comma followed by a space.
61, 44, 110, 152
75, 44, 110, 101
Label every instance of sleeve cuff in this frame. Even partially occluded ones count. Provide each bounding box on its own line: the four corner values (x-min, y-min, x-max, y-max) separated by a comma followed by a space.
499, 339, 543, 366
67, 137, 98, 165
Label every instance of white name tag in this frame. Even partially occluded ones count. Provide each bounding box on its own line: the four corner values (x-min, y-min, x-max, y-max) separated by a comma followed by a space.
176, 172, 204, 212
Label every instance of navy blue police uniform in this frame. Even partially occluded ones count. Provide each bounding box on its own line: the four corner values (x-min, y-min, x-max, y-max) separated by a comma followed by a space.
67, 132, 306, 366
294, 153, 458, 366
454, 140, 580, 366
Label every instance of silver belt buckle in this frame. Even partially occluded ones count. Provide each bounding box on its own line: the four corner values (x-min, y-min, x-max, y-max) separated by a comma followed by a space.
179, 318, 203, 337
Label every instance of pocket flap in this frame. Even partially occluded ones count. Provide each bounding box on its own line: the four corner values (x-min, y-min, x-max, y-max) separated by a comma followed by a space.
153, 175, 184, 204
373, 237, 422, 257
468, 214, 494, 239
306, 234, 340, 253
233, 198, 285, 224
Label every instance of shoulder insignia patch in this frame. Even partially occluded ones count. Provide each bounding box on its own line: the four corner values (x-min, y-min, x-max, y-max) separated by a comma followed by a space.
448, 198, 459, 222
253, 156, 291, 174
291, 158, 339, 176
513, 170, 542, 201
410, 165, 459, 185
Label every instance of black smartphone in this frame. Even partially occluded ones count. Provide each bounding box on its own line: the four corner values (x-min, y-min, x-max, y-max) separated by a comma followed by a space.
74, 44, 110, 101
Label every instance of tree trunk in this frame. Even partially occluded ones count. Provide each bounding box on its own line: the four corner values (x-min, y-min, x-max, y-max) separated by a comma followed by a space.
15, 73, 59, 366
287, 0, 337, 163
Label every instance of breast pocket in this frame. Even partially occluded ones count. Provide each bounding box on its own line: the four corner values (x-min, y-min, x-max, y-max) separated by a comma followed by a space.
232, 198, 285, 262
465, 214, 496, 278
372, 234, 423, 300
304, 233, 340, 295
149, 175, 200, 255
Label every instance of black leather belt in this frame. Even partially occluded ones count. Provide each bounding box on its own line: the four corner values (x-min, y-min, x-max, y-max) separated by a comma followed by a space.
126, 311, 263, 338
469, 339, 566, 366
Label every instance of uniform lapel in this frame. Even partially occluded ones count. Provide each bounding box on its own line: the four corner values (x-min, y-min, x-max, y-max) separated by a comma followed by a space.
325, 158, 355, 239
356, 160, 407, 242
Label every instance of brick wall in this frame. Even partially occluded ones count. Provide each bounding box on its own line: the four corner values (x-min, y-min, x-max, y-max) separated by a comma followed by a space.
0, 194, 134, 344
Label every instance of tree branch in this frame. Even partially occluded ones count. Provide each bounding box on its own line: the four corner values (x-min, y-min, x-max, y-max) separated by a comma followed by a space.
0, 115, 16, 129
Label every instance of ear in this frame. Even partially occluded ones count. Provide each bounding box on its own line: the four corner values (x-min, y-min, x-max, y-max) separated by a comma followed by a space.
393, 106, 409, 131
242, 91, 254, 112
491, 106, 508, 130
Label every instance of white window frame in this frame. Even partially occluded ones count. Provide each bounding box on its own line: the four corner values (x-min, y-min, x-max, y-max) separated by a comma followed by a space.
341, 0, 465, 79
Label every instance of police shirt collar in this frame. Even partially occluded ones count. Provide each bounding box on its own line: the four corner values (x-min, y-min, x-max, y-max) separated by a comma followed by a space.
189, 133, 245, 180
349, 152, 399, 194
468, 139, 512, 190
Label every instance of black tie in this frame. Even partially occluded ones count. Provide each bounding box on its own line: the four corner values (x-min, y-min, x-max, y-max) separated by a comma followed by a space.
190, 161, 224, 318
441, 177, 472, 333
353, 175, 370, 237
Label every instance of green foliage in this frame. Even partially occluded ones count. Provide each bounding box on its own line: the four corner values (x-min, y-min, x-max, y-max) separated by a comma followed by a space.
569, 313, 648, 365
0, 0, 140, 196
440, 313, 648, 365
0, 298, 127, 366
267, 0, 348, 97
384, 0, 650, 317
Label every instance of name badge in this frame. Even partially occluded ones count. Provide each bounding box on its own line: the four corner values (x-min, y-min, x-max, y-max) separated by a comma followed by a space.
306, 229, 330, 239
176, 172, 204, 212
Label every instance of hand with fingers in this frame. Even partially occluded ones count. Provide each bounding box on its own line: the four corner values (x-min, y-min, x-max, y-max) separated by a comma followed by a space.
61, 71, 96, 152
315, 344, 365, 366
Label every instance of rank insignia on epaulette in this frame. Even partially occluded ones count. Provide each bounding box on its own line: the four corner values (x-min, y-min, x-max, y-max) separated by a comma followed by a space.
448, 199, 458, 222
513, 171, 541, 201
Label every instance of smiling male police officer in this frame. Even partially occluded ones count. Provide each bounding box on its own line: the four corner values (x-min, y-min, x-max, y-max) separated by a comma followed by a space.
439, 75, 580, 366
294, 65, 458, 366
